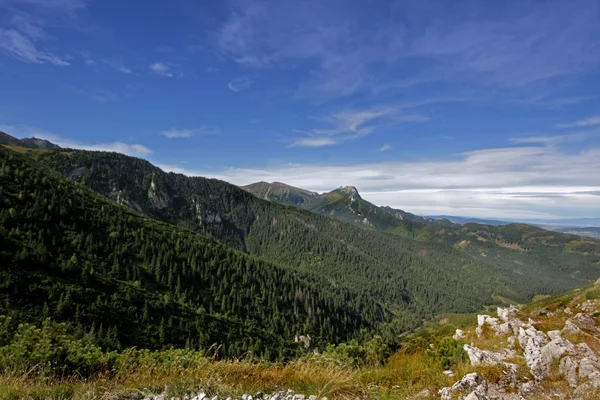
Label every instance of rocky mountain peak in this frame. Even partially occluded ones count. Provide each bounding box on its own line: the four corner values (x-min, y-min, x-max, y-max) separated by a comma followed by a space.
338, 186, 361, 198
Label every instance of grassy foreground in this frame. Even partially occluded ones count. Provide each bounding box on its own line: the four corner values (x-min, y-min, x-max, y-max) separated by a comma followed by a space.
4, 283, 600, 400
1, 352, 502, 400
0, 311, 492, 400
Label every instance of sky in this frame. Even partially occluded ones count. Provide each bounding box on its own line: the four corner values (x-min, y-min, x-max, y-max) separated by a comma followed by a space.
1, 0, 600, 220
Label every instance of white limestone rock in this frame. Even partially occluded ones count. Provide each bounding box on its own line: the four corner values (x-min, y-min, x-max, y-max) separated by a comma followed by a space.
453, 328, 465, 340
438, 387, 452, 400
518, 326, 549, 380
562, 319, 582, 335
464, 344, 515, 366
559, 356, 579, 388
578, 357, 600, 380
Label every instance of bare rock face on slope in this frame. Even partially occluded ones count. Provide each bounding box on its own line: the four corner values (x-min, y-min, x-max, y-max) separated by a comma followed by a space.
454, 295, 600, 399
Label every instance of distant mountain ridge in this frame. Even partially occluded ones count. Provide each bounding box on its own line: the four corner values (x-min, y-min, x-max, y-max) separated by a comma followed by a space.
243, 182, 431, 232
0, 131, 59, 149
241, 181, 318, 206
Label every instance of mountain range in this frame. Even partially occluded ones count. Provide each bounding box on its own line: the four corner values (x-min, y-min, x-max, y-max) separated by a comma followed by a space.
2, 131, 600, 359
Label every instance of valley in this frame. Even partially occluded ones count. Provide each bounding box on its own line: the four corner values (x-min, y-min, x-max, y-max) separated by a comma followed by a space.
1, 132, 600, 399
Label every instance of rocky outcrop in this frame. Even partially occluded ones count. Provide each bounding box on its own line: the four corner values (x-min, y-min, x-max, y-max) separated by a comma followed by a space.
572, 313, 599, 334
148, 178, 171, 209
460, 295, 600, 399
464, 344, 517, 371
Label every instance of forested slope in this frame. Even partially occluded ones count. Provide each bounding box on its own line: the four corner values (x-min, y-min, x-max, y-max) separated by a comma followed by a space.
0, 146, 386, 359
36, 148, 509, 324
243, 180, 600, 299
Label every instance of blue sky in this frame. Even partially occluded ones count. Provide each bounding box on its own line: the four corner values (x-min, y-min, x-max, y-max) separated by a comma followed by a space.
2, 0, 600, 219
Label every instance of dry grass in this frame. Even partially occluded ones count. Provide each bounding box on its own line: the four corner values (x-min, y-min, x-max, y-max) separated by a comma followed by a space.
6, 284, 600, 400
0, 359, 366, 400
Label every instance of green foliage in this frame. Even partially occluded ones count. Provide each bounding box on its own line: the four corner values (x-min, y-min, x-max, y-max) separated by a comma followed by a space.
0, 316, 111, 375
426, 337, 467, 370
585, 287, 600, 300
322, 335, 391, 368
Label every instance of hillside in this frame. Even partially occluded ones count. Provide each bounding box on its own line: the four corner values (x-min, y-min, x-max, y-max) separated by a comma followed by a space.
241, 181, 319, 206
0, 146, 386, 359
2, 128, 599, 337
31, 146, 518, 326
243, 180, 600, 298
0, 131, 59, 149
29, 145, 600, 305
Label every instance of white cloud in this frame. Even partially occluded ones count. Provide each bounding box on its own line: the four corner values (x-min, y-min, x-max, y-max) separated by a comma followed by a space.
509, 132, 593, 146
216, 0, 600, 99
0, 28, 69, 65
379, 144, 392, 151
228, 76, 254, 92
0, 0, 86, 66
556, 116, 600, 129
291, 137, 337, 147
156, 140, 600, 219
161, 127, 220, 138
150, 62, 173, 77
0, 124, 151, 156
291, 105, 428, 147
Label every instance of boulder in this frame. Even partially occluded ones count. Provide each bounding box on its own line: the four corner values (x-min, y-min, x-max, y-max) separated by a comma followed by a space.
452, 372, 488, 398
562, 319, 582, 335
559, 356, 579, 388
518, 326, 549, 380
414, 388, 431, 398
541, 331, 577, 363
579, 300, 596, 314
576, 343, 599, 361
453, 328, 465, 340
573, 313, 599, 334
578, 357, 600, 380
464, 344, 515, 366
476, 315, 500, 336
438, 387, 452, 400
564, 307, 573, 315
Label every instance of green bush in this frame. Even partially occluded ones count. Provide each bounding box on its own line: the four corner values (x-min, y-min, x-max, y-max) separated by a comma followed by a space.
0, 316, 115, 376
426, 337, 466, 370
322, 335, 391, 368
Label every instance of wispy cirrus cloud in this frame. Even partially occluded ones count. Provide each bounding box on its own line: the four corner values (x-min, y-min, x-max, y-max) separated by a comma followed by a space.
216, 0, 600, 100
556, 116, 600, 129
0, 0, 87, 66
510, 131, 595, 146
0, 124, 151, 156
228, 76, 254, 92
291, 105, 428, 147
79, 51, 132, 74
0, 28, 69, 65
379, 144, 392, 152
160, 127, 220, 138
